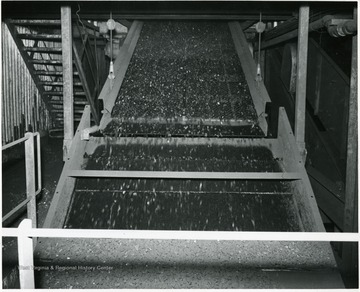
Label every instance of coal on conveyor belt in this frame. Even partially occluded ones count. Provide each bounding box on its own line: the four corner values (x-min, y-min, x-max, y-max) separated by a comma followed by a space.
104, 21, 263, 137
84, 143, 282, 172
64, 142, 302, 231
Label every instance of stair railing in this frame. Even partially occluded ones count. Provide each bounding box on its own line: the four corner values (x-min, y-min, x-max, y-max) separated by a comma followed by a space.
2, 132, 41, 227
72, 21, 100, 124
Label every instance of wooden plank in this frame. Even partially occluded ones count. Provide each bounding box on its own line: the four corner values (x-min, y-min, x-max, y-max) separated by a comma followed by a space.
61, 6, 74, 160
294, 6, 309, 159
68, 169, 302, 180
42, 106, 91, 229
3, 224, 358, 242
98, 20, 143, 130
228, 21, 269, 135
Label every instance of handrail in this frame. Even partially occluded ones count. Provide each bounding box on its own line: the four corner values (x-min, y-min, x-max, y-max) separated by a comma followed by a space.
2, 136, 28, 151
2, 218, 358, 289
2, 132, 41, 225
2, 219, 358, 242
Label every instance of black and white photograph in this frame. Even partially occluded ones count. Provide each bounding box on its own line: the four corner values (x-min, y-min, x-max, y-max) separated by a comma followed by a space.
1, 0, 358, 289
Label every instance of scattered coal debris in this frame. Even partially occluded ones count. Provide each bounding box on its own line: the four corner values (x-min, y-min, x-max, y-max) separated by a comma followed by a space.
103, 119, 264, 138
104, 21, 263, 137
84, 144, 282, 173
64, 143, 301, 232
65, 189, 300, 232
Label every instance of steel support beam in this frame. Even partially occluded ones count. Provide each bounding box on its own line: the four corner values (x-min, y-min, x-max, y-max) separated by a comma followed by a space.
98, 21, 143, 130
68, 169, 302, 180
229, 21, 270, 135
341, 7, 358, 288
43, 106, 91, 229
294, 6, 309, 160
61, 6, 74, 161
343, 9, 358, 235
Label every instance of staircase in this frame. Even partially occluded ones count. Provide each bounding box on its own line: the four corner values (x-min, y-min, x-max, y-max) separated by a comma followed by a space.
6, 19, 105, 133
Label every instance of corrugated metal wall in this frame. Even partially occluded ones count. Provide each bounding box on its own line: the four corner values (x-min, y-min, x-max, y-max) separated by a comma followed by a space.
1, 23, 52, 145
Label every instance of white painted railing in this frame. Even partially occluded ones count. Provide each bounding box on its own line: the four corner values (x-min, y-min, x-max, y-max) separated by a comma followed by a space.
2, 132, 41, 226
2, 218, 358, 289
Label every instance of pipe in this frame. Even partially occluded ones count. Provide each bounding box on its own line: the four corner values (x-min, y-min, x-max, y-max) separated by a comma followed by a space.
327, 20, 357, 37
260, 15, 356, 50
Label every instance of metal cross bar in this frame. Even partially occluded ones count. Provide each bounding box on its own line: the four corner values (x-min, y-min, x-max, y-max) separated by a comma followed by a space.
68, 170, 302, 180
98, 20, 143, 129
2, 191, 42, 223
228, 21, 270, 135
2, 219, 358, 242
2, 136, 28, 150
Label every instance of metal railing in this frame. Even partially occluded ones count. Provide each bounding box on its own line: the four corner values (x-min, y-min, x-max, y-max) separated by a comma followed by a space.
2, 218, 358, 289
2, 132, 41, 226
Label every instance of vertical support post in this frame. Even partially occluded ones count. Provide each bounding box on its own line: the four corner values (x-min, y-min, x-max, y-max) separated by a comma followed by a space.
342, 7, 358, 287
61, 6, 74, 161
294, 5, 309, 161
36, 133, 42, 192
25, 132, 36, 229
18, 219, 35, 289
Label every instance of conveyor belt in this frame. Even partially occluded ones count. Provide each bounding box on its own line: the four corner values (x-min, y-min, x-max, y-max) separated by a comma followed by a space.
64, 140, 301, 231
103, 21, 263, 137
40, 20, 343, 289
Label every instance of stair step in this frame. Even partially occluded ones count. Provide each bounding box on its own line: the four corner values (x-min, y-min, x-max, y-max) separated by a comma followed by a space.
18, 33, 62, 41
24, 47, 62, 53
35, 70, 79, 76
49, 100, 88, 105
9, 19, 61, 26
53, 109, 85, 114
54, 117, 82, 122
30, 59, 62, 65
44, 91, 86, 96
39, 81, 83, 86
